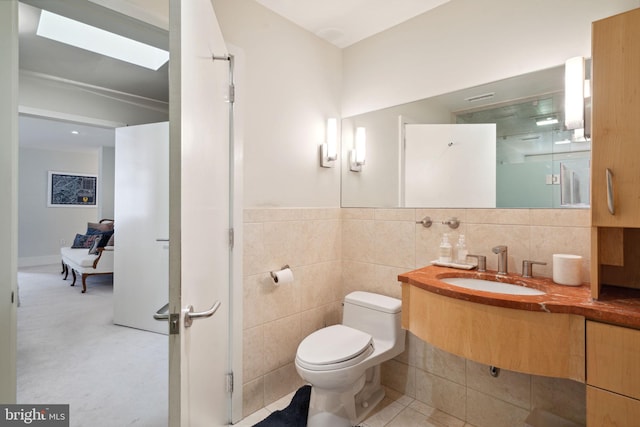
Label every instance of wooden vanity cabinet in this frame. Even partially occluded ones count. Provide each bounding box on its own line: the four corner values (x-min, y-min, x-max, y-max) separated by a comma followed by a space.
587, 388, 640, 427
586, 321, 640, 425
590, 8, 640, 299
402, 284, 586, 382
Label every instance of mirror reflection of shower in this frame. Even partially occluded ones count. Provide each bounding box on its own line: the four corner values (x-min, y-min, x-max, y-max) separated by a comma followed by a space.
456, 92, 591, 208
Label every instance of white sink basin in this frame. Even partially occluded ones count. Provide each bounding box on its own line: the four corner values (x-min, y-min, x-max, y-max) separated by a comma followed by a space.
441, 277, 545, 296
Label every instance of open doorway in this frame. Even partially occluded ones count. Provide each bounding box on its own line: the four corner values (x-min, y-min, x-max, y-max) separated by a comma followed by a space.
17, 1, 170, 424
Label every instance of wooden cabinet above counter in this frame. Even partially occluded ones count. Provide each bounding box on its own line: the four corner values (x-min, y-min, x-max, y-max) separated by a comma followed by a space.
591, 7, 640, 300
591, 7, 640, 228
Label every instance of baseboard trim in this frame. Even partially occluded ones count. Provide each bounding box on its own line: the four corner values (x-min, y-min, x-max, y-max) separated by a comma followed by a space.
18, 255, 60, 268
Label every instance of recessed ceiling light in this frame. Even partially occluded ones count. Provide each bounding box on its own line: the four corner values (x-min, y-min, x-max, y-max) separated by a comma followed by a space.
554, 139, 571, 145
71, 130, 79, 135
536, 117, 559, 126
37, 10, 169, 71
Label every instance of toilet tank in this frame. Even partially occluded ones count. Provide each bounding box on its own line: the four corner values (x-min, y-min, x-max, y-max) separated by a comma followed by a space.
342, 291, 402, 344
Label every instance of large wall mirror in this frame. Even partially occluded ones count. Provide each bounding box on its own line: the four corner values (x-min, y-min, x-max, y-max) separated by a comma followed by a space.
341, 62, 591, 209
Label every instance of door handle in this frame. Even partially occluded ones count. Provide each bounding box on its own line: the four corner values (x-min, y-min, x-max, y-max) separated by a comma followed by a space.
154, 303, 179, 334
606, 168, 615, 215
154, 302, 169, 320
184, 301, 221, 327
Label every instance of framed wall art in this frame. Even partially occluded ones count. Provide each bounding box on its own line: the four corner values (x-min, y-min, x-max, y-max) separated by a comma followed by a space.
47, 171, 98, 207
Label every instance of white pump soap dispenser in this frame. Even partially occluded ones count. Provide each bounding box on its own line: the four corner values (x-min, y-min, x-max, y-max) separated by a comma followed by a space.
456, 234, 468, 263
439, 233, 452, 263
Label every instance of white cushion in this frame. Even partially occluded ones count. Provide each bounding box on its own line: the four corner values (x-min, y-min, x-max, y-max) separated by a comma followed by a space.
61, 247, 98, 267
61, 247, 114, 273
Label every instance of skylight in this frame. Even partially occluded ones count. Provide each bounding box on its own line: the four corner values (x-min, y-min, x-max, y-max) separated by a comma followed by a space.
37, 10, 169, 71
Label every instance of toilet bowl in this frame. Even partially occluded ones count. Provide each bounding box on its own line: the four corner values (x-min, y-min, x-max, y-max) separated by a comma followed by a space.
295, 291, 405, 427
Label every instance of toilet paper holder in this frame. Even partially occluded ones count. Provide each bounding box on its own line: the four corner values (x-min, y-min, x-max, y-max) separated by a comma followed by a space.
270, 264, 291, 281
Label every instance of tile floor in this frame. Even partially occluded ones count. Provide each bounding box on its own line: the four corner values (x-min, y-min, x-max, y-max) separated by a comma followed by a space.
234, 386, 478, 427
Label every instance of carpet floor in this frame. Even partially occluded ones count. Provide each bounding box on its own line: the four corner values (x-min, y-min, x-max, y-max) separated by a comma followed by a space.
17, 264, 168, 427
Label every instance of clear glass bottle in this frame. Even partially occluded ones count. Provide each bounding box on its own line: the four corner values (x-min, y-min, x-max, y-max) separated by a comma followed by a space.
456, 234, 468, 263
439, 233, 452, 263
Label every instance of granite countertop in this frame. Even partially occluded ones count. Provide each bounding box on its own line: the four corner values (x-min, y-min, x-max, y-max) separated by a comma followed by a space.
399, 265, 640, 330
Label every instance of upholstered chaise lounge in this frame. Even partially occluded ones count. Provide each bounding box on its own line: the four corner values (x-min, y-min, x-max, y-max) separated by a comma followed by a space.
61, 246, 114, 293
61, 219, 114, 293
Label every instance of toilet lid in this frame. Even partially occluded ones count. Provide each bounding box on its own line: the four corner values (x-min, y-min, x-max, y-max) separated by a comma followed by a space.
296, 325, 373, 369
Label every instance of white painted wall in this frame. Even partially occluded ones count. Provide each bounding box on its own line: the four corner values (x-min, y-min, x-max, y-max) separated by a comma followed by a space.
18, 148, 100, 266
342, 0, 640, 117
99, 146, 116, 219
213, 0, 342, 207
0, 0, 18, 404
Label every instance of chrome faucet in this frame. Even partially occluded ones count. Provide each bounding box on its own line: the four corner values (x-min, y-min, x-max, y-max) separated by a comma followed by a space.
522, 260, 547, 278
492, 245, 508, 275
467, 254, 486, 272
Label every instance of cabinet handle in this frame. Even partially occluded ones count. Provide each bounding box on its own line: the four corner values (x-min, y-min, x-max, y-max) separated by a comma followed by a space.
606, 168, 615, 215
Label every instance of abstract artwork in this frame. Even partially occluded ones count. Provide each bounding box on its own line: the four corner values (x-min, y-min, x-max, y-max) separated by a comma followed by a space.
47, 171, 98, 207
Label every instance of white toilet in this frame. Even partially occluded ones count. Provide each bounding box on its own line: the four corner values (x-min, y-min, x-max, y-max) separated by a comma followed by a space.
295, 291, 405, 427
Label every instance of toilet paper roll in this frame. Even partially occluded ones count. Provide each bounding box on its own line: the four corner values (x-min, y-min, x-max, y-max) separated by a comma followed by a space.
552, 254, 583, 286
270, 267, 294, 285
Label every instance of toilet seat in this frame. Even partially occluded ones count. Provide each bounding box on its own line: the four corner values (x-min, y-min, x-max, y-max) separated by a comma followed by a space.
296, 325, 374, 371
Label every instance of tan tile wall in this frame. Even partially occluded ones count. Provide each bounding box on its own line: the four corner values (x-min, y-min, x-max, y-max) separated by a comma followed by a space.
342, 207, 589, 427
383, 337, 586, 427
242, 208, 343, 416
243, 207, 590, 424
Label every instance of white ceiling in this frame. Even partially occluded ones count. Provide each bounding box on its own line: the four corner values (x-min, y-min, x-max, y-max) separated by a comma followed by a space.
20, 0, 449, 151
20, 115, 115, 152
19, 0, 169, 150
254, 0, 450, 48
19, 0, 169, 101
18, 0, 575, 156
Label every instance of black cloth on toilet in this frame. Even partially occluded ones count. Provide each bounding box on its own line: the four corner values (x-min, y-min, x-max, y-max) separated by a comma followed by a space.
253, 385, 311, 427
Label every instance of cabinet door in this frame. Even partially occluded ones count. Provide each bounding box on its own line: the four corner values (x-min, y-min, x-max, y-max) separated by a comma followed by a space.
591, 8, 640, 227
587, 386, 640, 427
586, 321, 640, 400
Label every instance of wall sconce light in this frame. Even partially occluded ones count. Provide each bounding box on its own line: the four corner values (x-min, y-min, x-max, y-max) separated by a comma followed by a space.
320, 118, 338, 168
565, 56, 585, 130
350, 127, 366, 172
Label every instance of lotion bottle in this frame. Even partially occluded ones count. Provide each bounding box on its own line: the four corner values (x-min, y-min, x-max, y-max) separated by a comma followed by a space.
456, 234, 468, 263
439, 233, 452, 263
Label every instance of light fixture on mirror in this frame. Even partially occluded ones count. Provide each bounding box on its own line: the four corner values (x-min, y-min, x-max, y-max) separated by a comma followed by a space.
320, 118, 338, 168
564, 56, 585, 130
349, 127, 366, 172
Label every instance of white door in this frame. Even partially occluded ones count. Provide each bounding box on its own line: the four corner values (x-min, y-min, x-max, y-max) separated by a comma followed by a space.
403, 124, 497, 208
0, 0, 18, 404
114, 122, 169, 335
168, 0, 232, 425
